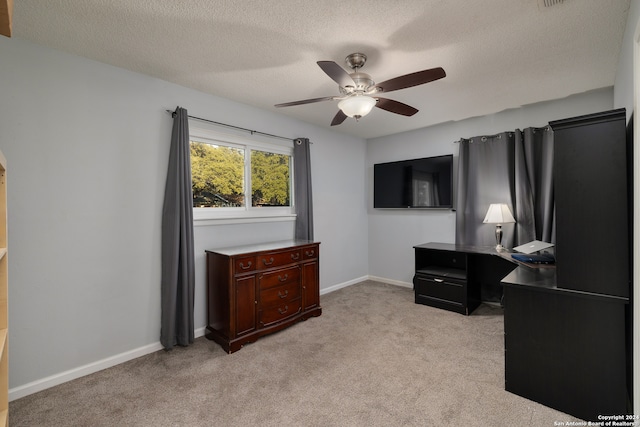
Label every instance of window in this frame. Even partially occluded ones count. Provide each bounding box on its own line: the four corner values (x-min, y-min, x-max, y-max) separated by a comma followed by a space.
191, 142, 245, 208
189, 122, 294, 223
250, 150, 291, 207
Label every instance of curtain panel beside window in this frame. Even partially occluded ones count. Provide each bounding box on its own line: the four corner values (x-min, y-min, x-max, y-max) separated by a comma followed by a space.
293, 138, 314, 241
161, 107, 195, 350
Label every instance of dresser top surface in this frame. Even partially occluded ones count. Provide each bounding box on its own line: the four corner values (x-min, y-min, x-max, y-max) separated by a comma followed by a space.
206, 239, 318, 256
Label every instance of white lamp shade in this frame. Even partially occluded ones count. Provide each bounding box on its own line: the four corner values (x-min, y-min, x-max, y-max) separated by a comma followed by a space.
483, 203, 516, 224
338, 96, 376, 118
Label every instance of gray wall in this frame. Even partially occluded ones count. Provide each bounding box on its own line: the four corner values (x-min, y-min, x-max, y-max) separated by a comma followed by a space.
366, 88, 614, 286
0, 37, 369, 392
614, 0, 640, 118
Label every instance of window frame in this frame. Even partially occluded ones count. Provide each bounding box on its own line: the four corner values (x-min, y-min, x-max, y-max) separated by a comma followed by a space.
189, 121, 296, 225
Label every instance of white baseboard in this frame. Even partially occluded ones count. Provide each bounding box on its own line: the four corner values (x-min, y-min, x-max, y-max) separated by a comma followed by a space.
319, 275, 369, 295
366, 275, 413, 289
9, 327, 208, 402
9, 276, 409, 401
320, 275, 412, 295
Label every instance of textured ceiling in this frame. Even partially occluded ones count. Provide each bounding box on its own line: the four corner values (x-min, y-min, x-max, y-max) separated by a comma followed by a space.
11, 0, 631, 139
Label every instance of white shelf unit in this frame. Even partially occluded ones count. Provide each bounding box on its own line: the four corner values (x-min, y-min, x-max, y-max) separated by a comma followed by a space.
0, 150, 8, 425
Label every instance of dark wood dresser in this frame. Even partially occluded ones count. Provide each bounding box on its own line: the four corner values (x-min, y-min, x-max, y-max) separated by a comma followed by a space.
205, 240, 321, 353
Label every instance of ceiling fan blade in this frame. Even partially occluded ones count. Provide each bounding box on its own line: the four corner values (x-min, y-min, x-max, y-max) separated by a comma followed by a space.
274, 96, 336, 108
331, 110, 348, 126
375, 98, 419, 116
375, 67, 446, 93
317, 61, 356, 88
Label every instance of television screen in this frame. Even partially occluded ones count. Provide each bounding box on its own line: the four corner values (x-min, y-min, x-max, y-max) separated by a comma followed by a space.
373, 155, 453, 209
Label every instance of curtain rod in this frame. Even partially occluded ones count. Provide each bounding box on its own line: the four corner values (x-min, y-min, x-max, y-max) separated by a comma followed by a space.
453, 126, 551, 143
166, 110, 295, 143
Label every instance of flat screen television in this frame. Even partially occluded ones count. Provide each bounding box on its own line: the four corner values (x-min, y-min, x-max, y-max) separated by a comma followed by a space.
373, 154, 453, 209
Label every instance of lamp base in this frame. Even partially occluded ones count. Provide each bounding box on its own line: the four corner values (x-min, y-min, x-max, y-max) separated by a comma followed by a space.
495, 224, 504, 251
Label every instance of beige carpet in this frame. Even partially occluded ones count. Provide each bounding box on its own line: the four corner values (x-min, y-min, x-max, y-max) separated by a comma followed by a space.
9, 280, 582, 426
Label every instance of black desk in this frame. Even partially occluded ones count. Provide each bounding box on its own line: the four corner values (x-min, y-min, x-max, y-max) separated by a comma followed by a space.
502, 268, 630, 421
413, 242, 631, 421
413, 242, 530, 315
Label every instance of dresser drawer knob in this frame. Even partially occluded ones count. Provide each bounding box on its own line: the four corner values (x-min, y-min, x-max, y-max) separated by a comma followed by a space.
278, 290, 289, 298
291, 253, 300, 260
305, 250, 315, 257
278, 305, 288, 314
278, 274, 289, 282
434, 278, 444, 283
263, 257, 274, 266
239, 261, 252, 270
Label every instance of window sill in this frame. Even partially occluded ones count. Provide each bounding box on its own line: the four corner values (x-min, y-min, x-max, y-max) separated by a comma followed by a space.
194, 213, 296, 226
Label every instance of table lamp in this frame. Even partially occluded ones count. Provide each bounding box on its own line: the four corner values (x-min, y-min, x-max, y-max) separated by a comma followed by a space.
483, 203, 516, 250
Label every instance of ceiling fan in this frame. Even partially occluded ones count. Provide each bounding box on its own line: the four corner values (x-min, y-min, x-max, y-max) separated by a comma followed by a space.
274, 53, 446, 126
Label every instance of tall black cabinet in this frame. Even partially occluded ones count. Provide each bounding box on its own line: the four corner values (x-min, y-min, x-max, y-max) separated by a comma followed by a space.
554, 109, 631, 297
502, 109, 633, 421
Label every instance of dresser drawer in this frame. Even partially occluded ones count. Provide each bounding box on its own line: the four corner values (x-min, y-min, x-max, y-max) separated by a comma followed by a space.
258, 249, 301, 269
414, 274, 464, 303
302, 245, 318, 260
234, 256, 256, 274
260, 282, 300, 307
259, 266, 300, 290
259, 299, 302, 327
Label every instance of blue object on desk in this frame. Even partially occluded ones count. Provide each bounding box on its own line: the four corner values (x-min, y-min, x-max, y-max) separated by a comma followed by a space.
511, 253, 556, 264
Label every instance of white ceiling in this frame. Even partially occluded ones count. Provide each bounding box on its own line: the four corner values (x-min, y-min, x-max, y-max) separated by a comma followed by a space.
11, 0, 631, 139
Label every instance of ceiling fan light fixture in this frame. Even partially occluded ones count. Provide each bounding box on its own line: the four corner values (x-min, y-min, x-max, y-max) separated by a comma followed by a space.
338, 96, 376, 119
275, 53, 445, 126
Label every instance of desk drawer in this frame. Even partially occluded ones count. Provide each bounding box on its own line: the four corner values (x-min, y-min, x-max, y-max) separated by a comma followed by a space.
414, 274, 464, 303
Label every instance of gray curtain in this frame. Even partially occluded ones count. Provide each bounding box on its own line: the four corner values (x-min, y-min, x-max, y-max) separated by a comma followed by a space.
456, 132, 517, 247
160, 107, 195, 350
293, 138, 314, 241
455, 128, 555, 248
514, 127, 555, 244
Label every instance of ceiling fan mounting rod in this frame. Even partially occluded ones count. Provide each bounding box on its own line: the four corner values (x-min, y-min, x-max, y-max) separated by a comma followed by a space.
342, 53, 376, 93
345, 53, 367, 70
